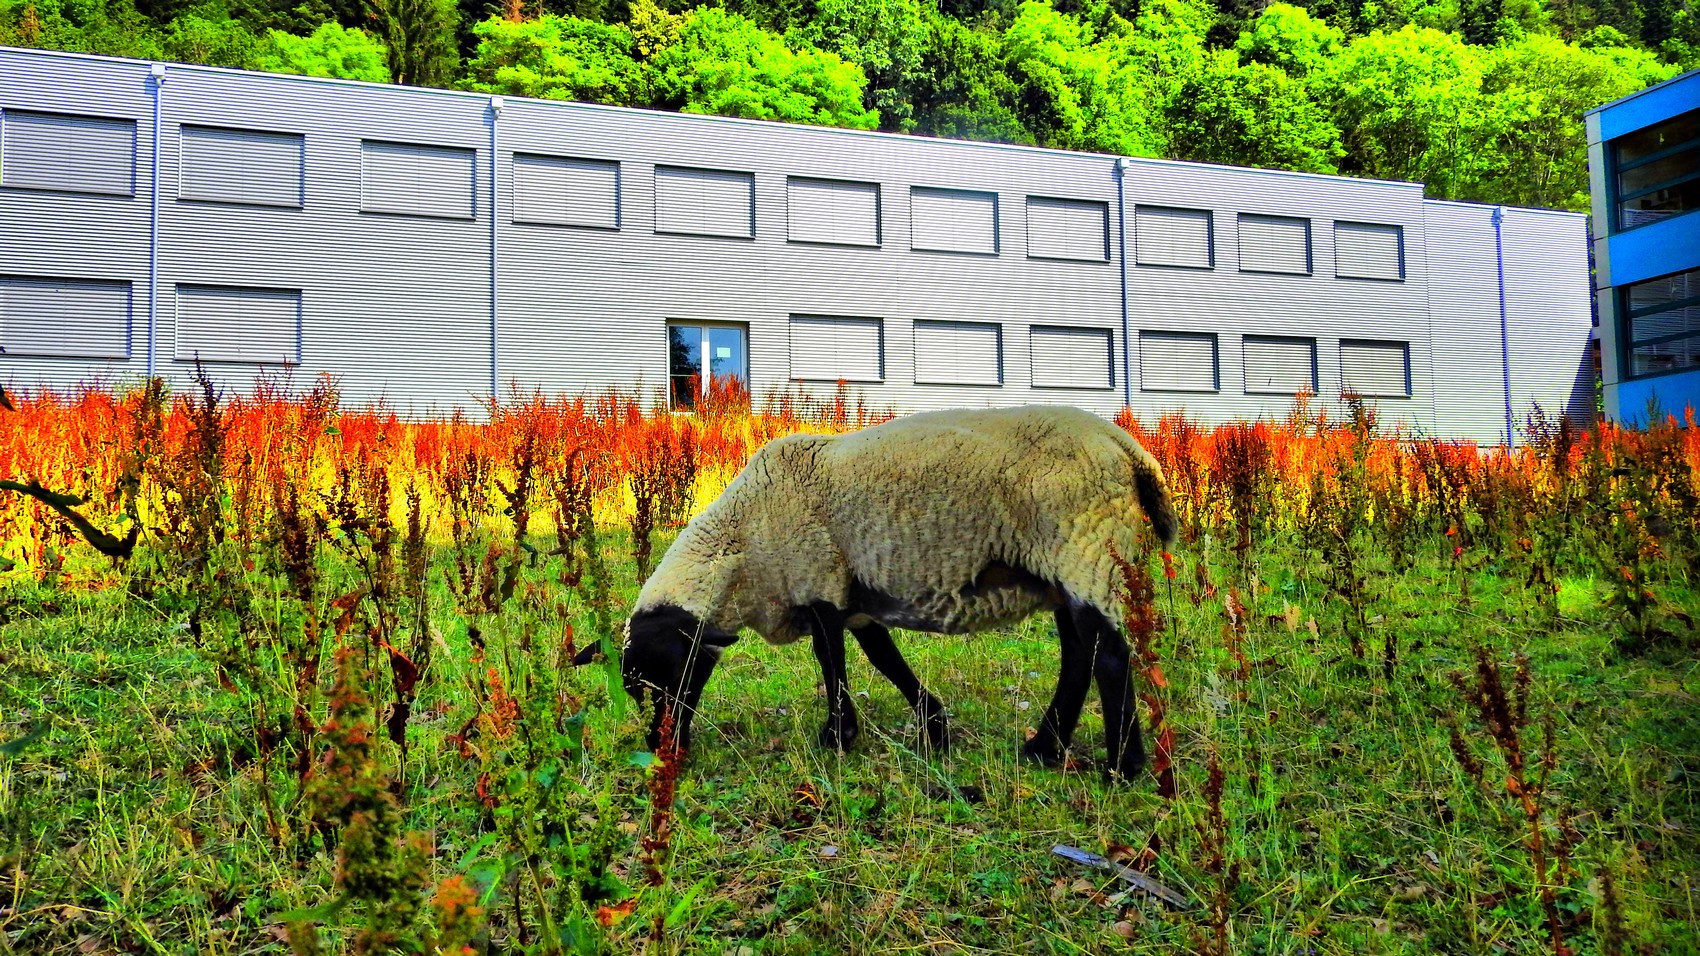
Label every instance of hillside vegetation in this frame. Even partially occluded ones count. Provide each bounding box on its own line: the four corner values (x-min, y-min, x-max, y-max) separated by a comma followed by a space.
1, 0, 1691, 210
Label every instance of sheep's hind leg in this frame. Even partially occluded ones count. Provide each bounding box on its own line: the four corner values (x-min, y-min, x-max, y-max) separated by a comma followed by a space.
850, 622, 948, 752
806, 602, 860, 752
1080, 605, 1145, 780
1022, 603, 1094, 769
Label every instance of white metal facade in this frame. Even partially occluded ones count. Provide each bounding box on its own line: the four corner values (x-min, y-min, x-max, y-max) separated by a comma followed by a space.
0, 47, 1593, 440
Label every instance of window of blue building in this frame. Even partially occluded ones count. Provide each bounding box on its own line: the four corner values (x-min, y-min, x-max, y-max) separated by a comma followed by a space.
1620, 266, 1700, 379
1612, 108, 1700, 231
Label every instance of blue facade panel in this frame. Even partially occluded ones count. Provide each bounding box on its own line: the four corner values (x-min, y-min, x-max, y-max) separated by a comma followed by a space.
1593, 69, 1700, 142
1615, 371, 1700, 424
1606, 211, 1700, 286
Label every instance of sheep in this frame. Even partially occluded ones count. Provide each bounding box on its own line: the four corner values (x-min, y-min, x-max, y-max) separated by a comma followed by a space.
580, 404, 1178, 779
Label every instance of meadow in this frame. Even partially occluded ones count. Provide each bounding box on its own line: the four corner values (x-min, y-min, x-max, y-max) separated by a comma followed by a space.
0, 373, 1695, 955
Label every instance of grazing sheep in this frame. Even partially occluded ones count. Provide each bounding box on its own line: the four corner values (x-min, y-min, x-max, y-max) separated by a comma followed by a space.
584, 405, 1178, 779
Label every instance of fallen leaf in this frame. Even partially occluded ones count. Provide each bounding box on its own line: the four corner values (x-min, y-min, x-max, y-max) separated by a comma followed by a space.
594, 898, 636, 927
1112, 920, 1137, 939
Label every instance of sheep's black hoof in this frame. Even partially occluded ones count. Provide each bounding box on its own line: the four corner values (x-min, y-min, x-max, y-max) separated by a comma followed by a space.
918, 698, 949, 753
818, 718, 859, 752
1104, 757, 1146, 783
1020, 737, 1066, 768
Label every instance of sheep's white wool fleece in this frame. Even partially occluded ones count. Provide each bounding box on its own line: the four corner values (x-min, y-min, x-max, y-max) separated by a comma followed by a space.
636, 405, 1174, 644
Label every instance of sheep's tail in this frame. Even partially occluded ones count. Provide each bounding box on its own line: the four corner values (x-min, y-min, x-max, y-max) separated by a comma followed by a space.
1133, 458, 1179, 547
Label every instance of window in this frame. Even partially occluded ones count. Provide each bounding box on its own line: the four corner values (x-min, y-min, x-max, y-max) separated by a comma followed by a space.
514, 155, 618, 229
788, 177, 880, 246
1619, 265, 1700, 379
1340, 340, 1410, 397
668, 323, 748, 410
655, 166, 755, 239
913, 320, 1001, 385
0, 110, 135, 197
180, 126, 303, 208
1334, 222, 1404, 280
910, 187, 998, 255
1612, 108, 1700, 231
1026, 197, 1109, 261
1242, 335, 1316, 394
175, 284, 300, 364
360, 141, 476, 219
789, 315, 883, 382
1140, 331, 1218, 392
1030, 326, 1113, 389
1135, 206, 1213, 269
1237, 214, 1311, 275
0, 276, 131, 358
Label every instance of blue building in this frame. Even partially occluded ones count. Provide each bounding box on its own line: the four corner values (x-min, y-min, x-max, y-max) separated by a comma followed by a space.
1588, 68, 1700, 425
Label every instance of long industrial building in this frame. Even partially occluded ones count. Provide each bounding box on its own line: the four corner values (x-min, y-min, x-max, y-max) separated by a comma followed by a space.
0, 46, 1594, 441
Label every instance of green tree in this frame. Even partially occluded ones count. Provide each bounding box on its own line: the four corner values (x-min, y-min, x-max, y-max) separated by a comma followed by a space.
911, 10, 1031, 142
0, 0, 166, 58
259, 21, 388, 79
463, 15, 646, 103
163, 6, 263, 67
1167, 52, 1345, 173
650, 7, 878, 129
1235, 2, 1344, 74
792, 0, 928, 131
1318, 25, 1488, 195
369, 0, 457, 85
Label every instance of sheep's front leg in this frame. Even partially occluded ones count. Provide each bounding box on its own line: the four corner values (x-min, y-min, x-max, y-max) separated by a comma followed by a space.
806, 602, 859, 751
850, 622, 948, 752
1023, 603, 1094, 768
1080, 606, 1144, 780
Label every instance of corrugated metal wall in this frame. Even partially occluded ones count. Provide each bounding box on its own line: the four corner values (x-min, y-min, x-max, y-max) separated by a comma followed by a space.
0, 47, 1593, 439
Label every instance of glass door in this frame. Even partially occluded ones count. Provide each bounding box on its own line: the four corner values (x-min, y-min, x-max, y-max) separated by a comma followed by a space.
668, 323, 748, 410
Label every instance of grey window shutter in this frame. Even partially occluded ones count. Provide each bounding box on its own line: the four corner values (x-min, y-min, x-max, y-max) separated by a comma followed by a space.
1242, 335, 1316, 394
789, 315, 883, 381
1340, 339, 1409, 396
513, 155, 618, 228
913, 320, 1001, 385
788, 177, 880, 246
1334, 222, 1404, 280
1135, 206, 1212, 268
1140, 331, 1218, 391
179, 126, 303, 208
1030, 326, 1113, 389
175, 284, 300, 364
1, 110, 135, 196
0, 276, 131, 358
359, 141, 476, 220
1026, 197, 1109, 261
910, 187, 998, 254
655, 166, 755, 238
1237, 214, 1310, 275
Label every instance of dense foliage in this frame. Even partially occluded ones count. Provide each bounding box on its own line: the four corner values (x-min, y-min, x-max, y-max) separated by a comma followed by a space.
1, 0, 1691, 209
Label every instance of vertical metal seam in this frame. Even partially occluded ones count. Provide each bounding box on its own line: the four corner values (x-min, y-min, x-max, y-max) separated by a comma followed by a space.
489, 96, 501, 404
1494, 206, 1515, 448
1115, 157, 1132, 410
146, 64, 164, 377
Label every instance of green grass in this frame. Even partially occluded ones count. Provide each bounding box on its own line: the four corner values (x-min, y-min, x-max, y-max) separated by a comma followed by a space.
0, 528, 1696, 955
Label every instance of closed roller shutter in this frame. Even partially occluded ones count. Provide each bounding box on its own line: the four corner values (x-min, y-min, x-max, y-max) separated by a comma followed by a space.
789, 315, 883, 382
1242, 335, 1315, 394
1334, 222, 1404, 280
360, 141, 475, 220
1237, 214, 1310, 275
1340, 339, 1409, 396
180, 126, 303, 208
0, 276, 131, 358
655, 166, 754, 238
1, 110, 134, 196
1031, 326, 1113, 389
1135, 206, 1212, 268
175, 284, 300, 365
788, 177, 879, 246
911, 187, 997, 254
1140, 331, 1218, 392
914, 320, 1001, 385
514, 155, 618, 229
1027, 197, 1108, 261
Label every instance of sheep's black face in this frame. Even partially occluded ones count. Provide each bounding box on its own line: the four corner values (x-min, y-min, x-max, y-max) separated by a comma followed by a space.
624, 604, 738, 753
